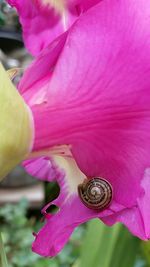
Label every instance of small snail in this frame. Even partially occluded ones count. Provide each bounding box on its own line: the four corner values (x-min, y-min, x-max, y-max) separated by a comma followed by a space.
78, 177, 113, 210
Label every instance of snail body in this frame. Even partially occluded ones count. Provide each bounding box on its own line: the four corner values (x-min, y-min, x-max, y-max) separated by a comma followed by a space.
78, 177, 113, 210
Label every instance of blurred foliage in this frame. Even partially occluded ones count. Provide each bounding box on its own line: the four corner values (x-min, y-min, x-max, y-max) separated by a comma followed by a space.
45, 181, 60, 204
0, 0, 6, 26
0, 10, 5, 26
0, 199, 150, 267
0, 199, 85, 267
0, 231, 8, 267
76, 218, 150, 267
78, 219, 140, 267
142, 241, 150, 267
0, 0, 20, 29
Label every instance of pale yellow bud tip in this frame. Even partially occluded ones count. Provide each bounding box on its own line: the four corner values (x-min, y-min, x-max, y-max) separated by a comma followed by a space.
42, 0, 66, 14
0, 63, 34, 181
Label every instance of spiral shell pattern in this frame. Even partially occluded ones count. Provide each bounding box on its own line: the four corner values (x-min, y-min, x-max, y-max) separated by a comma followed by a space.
78, 177, 113, 210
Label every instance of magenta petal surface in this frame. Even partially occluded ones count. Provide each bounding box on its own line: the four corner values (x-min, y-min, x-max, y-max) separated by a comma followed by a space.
21, 0, 150, 205
19, 32, 67, 100
32, 196, 124, 257
23, 157, 57, 181
20, 0, 150, 255
27, 156, 124, 257
25, 156, 150, 256
102, 169, 150, 240
7, 0, 101, 56
7, 0, 76, 55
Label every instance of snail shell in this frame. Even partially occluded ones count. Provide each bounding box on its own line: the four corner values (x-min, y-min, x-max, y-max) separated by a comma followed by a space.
78, 177, 113, 210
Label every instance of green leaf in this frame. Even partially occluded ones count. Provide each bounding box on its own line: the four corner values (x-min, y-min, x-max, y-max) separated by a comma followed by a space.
79, 219, 139, 267
0, 232, 8, 267
0, 11, 5, 26
141, 240, 150, 266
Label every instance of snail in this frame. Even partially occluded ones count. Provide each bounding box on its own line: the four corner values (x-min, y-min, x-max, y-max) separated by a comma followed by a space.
78, 177, 113, 210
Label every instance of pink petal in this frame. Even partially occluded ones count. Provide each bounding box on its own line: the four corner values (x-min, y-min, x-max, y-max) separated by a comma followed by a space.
7, 0, 77, 55
26, 154, 150, 256
32, 197, 125, 257
29, 155, 124, 257
19, 0, 150, 254
21, 0, 150, 206
23, 157, 57, 181
137, 169, 150, 238
102, 169, 150, 240
19, 32, 68, 100
7, 0, 101, 56
69, 0, 101, 10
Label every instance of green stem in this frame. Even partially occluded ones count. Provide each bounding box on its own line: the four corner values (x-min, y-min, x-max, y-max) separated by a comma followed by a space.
0, 231, 8, 267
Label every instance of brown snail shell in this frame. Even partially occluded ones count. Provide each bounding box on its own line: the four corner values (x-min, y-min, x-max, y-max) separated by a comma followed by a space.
78, 177, 113, 210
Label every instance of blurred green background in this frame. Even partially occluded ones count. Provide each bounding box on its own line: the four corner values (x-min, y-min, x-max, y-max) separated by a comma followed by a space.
0, 198, 150, 267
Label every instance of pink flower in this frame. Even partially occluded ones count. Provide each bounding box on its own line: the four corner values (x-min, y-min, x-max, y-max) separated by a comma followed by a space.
7, 0, 150, 257
8, 0, 101, 56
